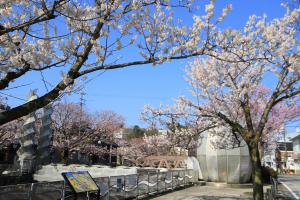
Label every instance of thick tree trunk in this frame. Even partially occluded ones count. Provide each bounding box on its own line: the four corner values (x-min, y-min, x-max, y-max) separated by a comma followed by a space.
249, 142, 264, 200
62, 148, 69, 165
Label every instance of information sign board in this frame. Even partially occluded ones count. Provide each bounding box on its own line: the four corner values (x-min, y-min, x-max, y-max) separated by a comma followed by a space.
62, 171, 99, 193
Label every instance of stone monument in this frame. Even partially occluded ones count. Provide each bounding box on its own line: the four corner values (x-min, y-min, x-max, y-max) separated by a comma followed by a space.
17, 91, 38, 174
37, 104, 53, 165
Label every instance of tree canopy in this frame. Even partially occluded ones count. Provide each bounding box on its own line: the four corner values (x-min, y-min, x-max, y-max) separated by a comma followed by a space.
0, 0, 231, 125
144, 7, 300, 200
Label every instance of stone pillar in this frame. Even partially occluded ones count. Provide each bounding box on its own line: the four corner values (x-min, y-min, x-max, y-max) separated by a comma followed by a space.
37, 104, 53, 165
17, 91, 38, 174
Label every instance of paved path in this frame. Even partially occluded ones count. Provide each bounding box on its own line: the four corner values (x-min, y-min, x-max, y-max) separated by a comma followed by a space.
278, 175, 300, 200
149, 185, 253, 200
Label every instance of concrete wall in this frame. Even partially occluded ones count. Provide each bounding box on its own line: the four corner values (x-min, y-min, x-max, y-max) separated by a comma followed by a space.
185, 156, 202, 180
293, 138, 300, 153
295, 161, 300, 175
197, 132, 252, 184
34, 164, 138, 182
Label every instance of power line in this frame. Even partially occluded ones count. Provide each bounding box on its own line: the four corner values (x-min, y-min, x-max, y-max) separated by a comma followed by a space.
2, 83, 32, 91
0, 92, 27, 101
86, 93, 174, 100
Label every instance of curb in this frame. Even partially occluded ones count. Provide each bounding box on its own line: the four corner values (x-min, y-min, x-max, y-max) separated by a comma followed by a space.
200, 181, 253, 188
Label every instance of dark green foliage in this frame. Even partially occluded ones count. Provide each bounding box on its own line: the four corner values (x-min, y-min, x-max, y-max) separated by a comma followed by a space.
124, 125, 159, 140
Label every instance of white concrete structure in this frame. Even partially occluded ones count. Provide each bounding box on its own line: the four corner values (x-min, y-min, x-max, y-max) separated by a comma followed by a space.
34, 164, 138, 182
291, 133, 300, 175
197, 131, 252, 184
17, 91, 38, 173
37, 104, 53, 165
185, 156, 202, 180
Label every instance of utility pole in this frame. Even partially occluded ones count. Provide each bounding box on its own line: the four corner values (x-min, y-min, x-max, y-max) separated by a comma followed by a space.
79, 91, 86, 135
284, 123, 288, 172
78, 91, 87, 164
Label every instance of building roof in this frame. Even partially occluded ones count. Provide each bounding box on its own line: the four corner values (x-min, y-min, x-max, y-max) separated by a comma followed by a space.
277, 142, 293, 151
291, 133, 300, 141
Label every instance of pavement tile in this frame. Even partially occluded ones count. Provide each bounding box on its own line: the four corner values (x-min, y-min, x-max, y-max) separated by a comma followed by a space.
149, 186, 253, 200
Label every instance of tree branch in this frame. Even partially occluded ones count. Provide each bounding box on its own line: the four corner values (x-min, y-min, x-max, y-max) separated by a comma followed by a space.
273, 89, 300, 105
0, 0, 67, 36
0, 1, 114, 125
241, 92, 254, 133
77, 49, 207, 77
0, 59, 67, 90
0, 64, 30, 90
256, 66, 291, 135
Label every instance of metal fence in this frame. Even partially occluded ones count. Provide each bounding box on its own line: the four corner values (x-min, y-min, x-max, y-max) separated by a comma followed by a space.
0, 169, 197, 200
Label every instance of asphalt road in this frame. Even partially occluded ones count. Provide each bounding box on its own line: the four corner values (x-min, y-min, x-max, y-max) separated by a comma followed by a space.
278, 175, 300, 200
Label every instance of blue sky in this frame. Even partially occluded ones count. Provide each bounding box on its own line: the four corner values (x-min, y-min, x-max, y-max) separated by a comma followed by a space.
3, 0, 300, 133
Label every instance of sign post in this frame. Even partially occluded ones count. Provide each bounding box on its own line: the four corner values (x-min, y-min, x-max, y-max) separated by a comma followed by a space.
61, 171, 100, 200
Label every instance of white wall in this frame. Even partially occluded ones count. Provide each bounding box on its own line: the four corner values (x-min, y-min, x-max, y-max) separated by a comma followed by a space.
293, 138, 300, 153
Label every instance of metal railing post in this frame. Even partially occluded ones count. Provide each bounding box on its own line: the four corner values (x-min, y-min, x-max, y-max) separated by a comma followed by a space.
87, 191, 90, 200
171, 171, 173, 190
136, 174, 139, 199
272, 177, 278, 198
108, 177, 110, 200
164, 173, 167, 191
147, 172, 150, 194
28, 183, 34, 200
61, 180, 66, 200
184, 170, 186, 186
123, 175, 126, 200
157, 172, 159, 193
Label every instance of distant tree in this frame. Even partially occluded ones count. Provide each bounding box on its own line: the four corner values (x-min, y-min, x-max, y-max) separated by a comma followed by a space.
145, 128, 159, 137
142, 102, 216, 153
261, 96, 300, 152
0, 117, 23, 147
124, 125, 144, 139
51, 102, 93, 163
124, 125, 158, 140
119, 134, 172, 165
0, 100, 23, 147
94, 110, 125, 142
51, 102, 124, 163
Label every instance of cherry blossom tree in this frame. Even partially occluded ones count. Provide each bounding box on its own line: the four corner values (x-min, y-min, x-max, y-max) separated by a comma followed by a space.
51, 102, 124, 163
143, 6, 300, 199
177, 8, 300, 199
119, 133, 172, 166
0, 116, 23, 147
0, 0, 232, 126
261, 96, 300, 151
141, 102, 217, 154
118, 138, 147, 165
0, 100, 23, 147
119, 126, 174, 164
94, 110, 125, 142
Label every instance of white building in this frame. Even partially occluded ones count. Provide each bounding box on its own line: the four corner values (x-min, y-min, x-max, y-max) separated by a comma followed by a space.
262, 131, 295, 173
291, 133, 300, 175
